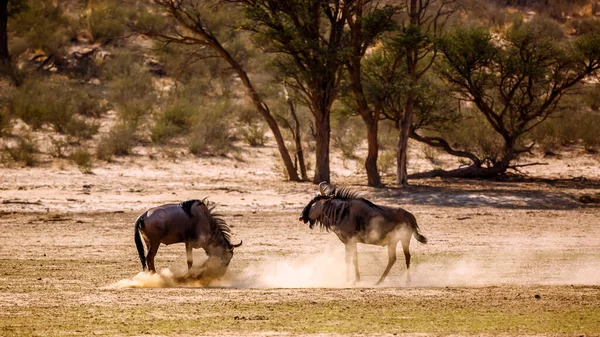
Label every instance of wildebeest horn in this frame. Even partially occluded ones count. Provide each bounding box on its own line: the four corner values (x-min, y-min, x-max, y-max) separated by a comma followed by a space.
318, 181, 328, 196
231, 240, 243, 248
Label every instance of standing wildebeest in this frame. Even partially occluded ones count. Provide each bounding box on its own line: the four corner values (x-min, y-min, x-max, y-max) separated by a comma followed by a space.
134, 199, 242, 280
299, 183, 427, 285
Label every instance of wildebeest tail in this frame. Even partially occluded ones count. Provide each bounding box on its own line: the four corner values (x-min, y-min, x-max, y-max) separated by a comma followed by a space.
409, 213, 428, 244
134, 215, 146, 270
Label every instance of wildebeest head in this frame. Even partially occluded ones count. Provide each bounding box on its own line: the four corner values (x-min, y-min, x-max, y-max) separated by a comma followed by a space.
299, 182, 334, 229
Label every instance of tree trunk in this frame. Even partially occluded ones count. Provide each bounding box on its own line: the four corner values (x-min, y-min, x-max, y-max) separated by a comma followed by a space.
0, 0, 10, 76
396, 95, 414, 185
202, 35, 301, 182
284, 84, 308, 181
365, 111, 382, 187
313, 114, 331, 184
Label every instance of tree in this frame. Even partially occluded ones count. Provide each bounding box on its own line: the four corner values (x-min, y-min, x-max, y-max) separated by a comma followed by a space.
394, 0, 458, 186
140, 0, 301, 181
237, 0, 349, 183
414, 20, 600, 178
0, 0, 8, 65
345, 1, 399, 187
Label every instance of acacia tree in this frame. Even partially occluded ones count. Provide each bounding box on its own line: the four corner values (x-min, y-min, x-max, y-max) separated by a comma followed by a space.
360, 46, 462, 164
235, 0, 349, 184
345, 1, 399, 187
414, 21, 600, 178
394, 0, 458, 186
140, 0, 301, 181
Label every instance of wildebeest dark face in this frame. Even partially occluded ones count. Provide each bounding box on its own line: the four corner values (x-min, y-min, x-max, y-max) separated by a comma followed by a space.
299, 196, 327, 229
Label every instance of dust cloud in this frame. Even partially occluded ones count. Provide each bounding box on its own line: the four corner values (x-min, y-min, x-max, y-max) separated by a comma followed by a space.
106, 250, 350, 289
107, 249, 600, 289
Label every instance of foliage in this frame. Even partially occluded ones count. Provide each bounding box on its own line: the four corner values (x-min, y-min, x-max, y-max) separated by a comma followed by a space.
9, 0, 74, 58
107, 62, 155, 128
96, 123, 136, 161
439, 110, 506, 164
86, 1, 131, 44
150, 101, 196, 144
437, 18, 600, 171
378, 150, 396, 175
240, 121, 268, 147
48, 136, 69, 158
332, 117, 364, 160
10, 79, 101, 139
70, 147, 94, 174
2, 133, 39, 166
187, 101, 235, 156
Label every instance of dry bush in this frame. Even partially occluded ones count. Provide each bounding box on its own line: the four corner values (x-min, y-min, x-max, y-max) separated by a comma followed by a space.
578, 112, 600, 151
378, 121, 398, 151
108, 66, 156, 128
240, 122, 269, 147
332, 117, 364, 160
96, 124, 137, 161
187, 102, 235, 156
378, 150, 396, 175
86, 2, 130, 44
423, 146, 441, 165
70, 147, 94, 174
237, 106, 268, 147
10, 79, 101, 139
150, 102, 196, 144
49, 136, 69, 158
439, 111, 505, 164
2, 134, 40, 167
530, 109, 600, 154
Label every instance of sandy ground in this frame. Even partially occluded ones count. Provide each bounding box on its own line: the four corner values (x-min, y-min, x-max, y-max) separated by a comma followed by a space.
1, 140, 600, 336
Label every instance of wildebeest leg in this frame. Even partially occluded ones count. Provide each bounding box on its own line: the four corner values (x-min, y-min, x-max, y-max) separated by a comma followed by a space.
185, 242, 193, 270
146, 242, 160, 273
344, 243, 359, 283
401, 235, 412, 284
353, 247, 360, 282
376, 240, 398, 285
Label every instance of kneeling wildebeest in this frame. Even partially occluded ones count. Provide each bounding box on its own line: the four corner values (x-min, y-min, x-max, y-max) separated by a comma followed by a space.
134, 199, 242, 281
299, 183, 427, 285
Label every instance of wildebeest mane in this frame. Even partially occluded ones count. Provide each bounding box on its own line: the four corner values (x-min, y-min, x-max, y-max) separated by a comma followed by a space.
310, 186, 381, 231
330, 187, 382, 210
178, 199, 233, 247
204, 202, 233, 248
180, 199, 201, 217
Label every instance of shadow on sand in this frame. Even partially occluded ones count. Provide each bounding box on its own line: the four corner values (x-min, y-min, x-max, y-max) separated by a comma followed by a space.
360, 177, 600, 210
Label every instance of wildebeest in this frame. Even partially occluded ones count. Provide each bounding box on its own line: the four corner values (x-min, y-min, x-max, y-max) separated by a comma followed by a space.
299, 182, 427, 285
134, 199, 242, 281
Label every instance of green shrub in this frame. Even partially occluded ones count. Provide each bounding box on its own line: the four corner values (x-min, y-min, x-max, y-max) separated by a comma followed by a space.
11, 79, 101, 139
332, 118, 364, 160
2, 134, 39, 167
579, 112, 600, 151
49, 136, 69, 158
423, 146, 441, 165
108, 65, 155, 128
440, 111, 505, 164
378, 150, 396, 175
96, 124, 136, 161
187, 102, 234, 156
87, 3, 129, 44
70, 147, 94, 174
150, 102, 195, 144
241, 122, 268, 147
529, 110, 600, 153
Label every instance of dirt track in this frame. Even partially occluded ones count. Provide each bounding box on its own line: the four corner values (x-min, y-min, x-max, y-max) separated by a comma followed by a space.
1, 145, 600, 336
